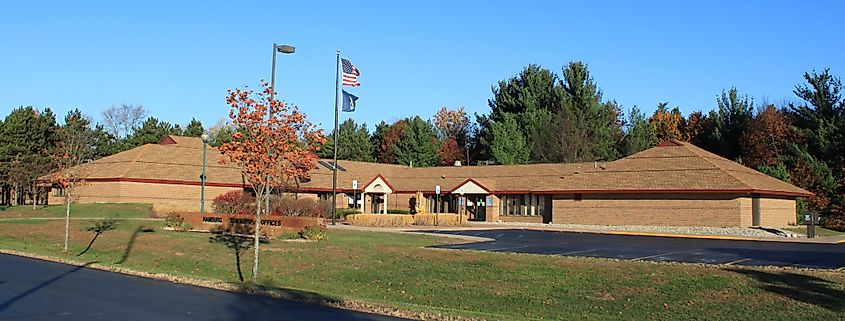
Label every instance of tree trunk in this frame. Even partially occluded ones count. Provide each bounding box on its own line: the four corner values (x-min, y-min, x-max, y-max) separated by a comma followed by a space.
64, 190, 71, 252
252, 188, 262, 282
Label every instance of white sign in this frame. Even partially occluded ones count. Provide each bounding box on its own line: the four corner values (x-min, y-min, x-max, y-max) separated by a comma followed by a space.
435, 185, 441, 194
352, 180, 358, 189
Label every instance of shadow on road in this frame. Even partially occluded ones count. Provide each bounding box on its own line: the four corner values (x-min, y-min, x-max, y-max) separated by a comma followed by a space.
0, 261, 96, 312
727, 268, 845, 312
222, 282, 404, 320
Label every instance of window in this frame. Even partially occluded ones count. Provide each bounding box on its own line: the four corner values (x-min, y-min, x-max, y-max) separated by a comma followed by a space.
500, 194, 549, 216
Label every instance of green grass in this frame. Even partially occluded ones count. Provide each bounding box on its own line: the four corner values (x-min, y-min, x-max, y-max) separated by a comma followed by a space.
1, 216, 844, 320
0, 203, 153, 219
785, 226, 845, 237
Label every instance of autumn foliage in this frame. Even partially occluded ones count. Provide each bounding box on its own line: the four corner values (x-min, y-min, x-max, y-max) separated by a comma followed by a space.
218, 80, 326, 207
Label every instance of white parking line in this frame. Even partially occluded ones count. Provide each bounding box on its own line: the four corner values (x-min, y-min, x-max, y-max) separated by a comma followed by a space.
517, 234, 524, 239
559, 249, 598, 255
723, 258, 751, 265
632, 250, 693, 261
488, 245, 532, 251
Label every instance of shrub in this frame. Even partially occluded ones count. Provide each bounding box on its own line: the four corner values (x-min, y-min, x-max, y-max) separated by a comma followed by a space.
336, 208, 361, 219
413, 213, 463, 226
299, 225, 327, 241
270, 196, 323, 217
212, 190, 255, 214
164, 214, 188, 231
386, 209, 410, 214
346, 214, 414, 227
822, 216, 845, 231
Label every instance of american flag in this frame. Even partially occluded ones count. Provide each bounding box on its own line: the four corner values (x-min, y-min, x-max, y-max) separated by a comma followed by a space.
341, 58, 361, 87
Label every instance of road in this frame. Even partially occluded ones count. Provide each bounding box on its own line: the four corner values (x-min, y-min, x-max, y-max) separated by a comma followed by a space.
428, 229, 845, 269
0, 253, 409, 321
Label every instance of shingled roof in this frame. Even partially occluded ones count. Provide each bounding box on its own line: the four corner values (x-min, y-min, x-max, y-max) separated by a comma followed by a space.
534, 139, 812, 197
56, 135, 811, 197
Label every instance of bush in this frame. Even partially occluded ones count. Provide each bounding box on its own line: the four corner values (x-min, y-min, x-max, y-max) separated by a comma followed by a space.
346, 214, 414, 227
822, 217, 845, 231
413, 213, 463, 226
164, 214, 188, 231
299, 225, 327, 241
213, 190, 255, 214
386, 209, 410, 214
270, 196, 323, 217
335, 208, 361, 219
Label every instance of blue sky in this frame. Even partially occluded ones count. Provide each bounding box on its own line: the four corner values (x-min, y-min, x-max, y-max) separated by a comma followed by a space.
1, 1, 842, 131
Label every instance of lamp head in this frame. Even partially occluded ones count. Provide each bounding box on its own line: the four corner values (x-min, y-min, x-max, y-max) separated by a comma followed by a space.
201, 133, 209, 142
275, 44, 295, 54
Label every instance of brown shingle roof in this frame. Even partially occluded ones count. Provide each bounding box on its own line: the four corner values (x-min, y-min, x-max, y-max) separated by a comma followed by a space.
57, 136, 811, 197
535, 139, 812, 196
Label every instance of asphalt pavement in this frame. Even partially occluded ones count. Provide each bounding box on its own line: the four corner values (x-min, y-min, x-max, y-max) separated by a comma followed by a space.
427, 229, 845, 269
0, 253, 409, 321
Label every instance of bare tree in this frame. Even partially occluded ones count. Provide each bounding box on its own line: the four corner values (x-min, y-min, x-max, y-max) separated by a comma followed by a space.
54, 109, 95, 252
102, 104, 147, 138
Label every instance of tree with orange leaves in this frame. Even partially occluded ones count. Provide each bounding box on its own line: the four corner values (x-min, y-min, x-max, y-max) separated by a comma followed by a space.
649, 102, 686, 142
218, 80, 325, 281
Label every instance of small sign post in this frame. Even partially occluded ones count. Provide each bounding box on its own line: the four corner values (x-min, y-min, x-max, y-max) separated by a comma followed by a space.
352, 180, 358, 210
805, 210, 819, 238
434, 185, 441, 226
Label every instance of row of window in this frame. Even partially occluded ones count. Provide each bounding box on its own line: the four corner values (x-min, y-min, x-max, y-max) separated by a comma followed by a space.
500, 194, 551, 216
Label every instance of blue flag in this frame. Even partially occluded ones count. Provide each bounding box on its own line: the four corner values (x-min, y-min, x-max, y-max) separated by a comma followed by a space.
342, 90, 358, 112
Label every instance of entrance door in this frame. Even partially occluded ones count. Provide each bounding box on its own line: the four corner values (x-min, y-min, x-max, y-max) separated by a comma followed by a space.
466, 195, 487, 221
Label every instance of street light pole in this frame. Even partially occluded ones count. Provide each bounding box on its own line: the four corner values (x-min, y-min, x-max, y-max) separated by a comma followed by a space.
267, 43, 295, 216
200, 133, 209, 212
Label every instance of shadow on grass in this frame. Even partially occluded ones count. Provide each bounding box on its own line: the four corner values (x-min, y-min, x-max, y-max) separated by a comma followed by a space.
0, 261, 96, 312
115, 225, 155, 264
727, 268, 845, 312
223, 282, 401, 320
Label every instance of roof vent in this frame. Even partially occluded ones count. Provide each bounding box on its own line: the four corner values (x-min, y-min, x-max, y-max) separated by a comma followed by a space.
453, 161, 462, 167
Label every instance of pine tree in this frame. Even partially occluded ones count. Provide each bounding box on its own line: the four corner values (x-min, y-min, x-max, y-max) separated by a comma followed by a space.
489, 114, 529, 165
393, 116, 440, 167
622, 106, 658, 156
183, 118, 205, 137
319, 119, 375, 162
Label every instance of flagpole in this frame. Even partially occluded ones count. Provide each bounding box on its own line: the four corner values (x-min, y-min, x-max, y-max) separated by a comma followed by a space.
331, 50, 340, 226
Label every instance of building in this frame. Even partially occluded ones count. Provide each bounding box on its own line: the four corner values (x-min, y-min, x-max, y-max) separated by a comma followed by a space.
47, 135, 812, 228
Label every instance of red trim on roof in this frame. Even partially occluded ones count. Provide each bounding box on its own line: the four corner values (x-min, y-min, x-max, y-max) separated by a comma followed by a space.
531, 189, 812, 197
159, 135, 178, 145
447, 178, 493, 194
84, 177, 244, 188
361, 174, 395, 192
657, 139, 684, 147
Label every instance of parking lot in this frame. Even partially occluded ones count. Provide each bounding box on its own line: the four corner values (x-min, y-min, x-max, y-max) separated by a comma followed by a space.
428, 229, 845, 269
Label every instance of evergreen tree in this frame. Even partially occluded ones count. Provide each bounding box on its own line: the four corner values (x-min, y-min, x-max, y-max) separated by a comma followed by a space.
124, 117, 180, 148
489, 114, 529, 164
709, 88, 753, 160
622, 106, 658, 156
183, 118, 204, 137
319, 119, 375, 162
486, 65, 560, 157
393, 116, 439, 167
790, 68, 845, 175
0, 106, 58, 206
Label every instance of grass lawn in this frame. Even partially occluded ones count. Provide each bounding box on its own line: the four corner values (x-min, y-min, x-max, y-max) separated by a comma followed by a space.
1, 218, 844, 320
0, 203, 153, 219
785, 226, 845, 238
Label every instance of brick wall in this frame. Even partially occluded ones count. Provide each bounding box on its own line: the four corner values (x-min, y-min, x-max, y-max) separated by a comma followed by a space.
551, 193, 745, 227
49, 181, 243, 213
757, 196, 797, 227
